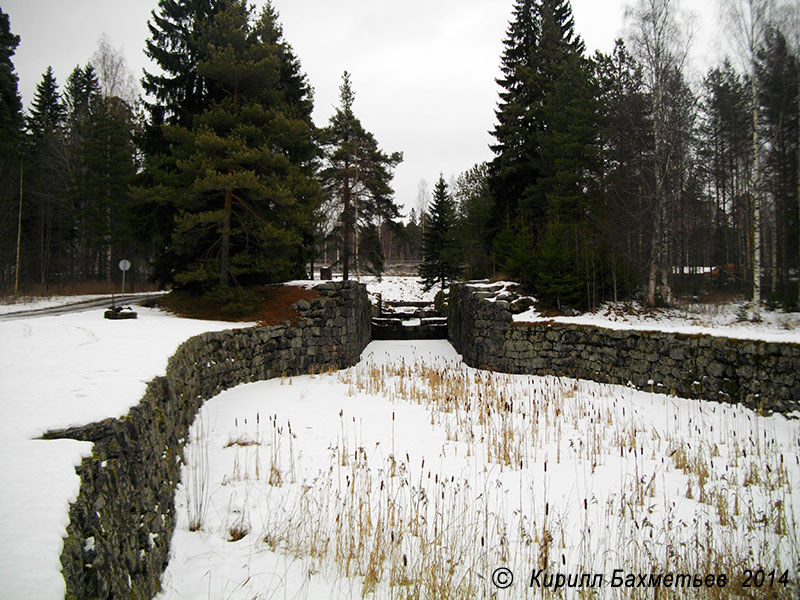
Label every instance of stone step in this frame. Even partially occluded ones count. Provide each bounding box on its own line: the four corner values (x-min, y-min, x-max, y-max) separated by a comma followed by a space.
371, 317, 448, 340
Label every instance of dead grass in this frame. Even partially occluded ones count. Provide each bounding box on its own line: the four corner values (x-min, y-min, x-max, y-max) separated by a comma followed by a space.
154, 284, 319, 325
224, 437, 260, 448
227, 523, 249, 542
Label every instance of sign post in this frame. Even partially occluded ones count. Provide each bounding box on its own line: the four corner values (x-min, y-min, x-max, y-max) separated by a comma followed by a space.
105, 259, 137, 320
119, 259, 131, 302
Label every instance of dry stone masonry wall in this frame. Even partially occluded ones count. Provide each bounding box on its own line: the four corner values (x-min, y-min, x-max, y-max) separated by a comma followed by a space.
449, 283, 800, 414
45, 281, 371, 600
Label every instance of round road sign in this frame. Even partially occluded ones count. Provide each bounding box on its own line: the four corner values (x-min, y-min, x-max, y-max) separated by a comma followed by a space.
119, 259, 131, 272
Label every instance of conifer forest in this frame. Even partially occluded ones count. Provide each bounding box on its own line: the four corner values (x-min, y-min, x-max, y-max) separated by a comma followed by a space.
0, 0, 798, 312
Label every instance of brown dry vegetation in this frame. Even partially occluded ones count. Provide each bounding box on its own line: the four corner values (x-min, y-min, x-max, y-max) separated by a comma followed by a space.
153, 284, 319, 325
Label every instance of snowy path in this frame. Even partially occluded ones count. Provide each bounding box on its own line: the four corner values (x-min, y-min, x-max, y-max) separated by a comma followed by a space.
0, 309, 252, 600
0, 291, 167, 317
0, 292, 166, 320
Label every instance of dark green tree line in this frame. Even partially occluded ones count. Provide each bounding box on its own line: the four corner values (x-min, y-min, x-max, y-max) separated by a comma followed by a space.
3, 0, 797, 309
2, 3, 140, 294
476, 0, 798, 310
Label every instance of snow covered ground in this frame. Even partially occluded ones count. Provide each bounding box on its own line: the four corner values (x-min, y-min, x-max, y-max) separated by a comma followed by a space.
513, 301, 800, 343
2, 277, 799, 599
296, 276, 800, 343
464, 280, 800, 343
157, 340, 799, 599
287, 275, 440, 304
0, 308, 253, 600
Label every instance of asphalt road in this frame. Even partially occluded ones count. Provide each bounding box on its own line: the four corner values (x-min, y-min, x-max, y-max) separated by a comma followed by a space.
0, 293, 167, 321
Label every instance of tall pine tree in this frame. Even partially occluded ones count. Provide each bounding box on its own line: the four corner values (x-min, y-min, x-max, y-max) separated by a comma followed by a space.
320, 72, 402, 280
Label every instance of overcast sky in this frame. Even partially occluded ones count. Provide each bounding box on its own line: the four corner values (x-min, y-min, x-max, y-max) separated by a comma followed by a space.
4, 0, 723, 216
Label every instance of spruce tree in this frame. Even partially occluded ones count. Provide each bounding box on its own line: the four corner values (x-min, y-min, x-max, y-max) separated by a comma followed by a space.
65, 65, 101, 128
138, 0, 232, 283
532, 51, 598, 224
58, 59, 140, 283
64, 64, 102, 276
405, 208, 422, 261
137, 0, 320, 290
489, 0, 604, 308
27, 67, 66, 142
418, 175, 460, 292
320, 72, 402, 279
0, 8, 23, 291
490, 0, 586, 227
0, 8, 22, 163
489, 0, 539, 226
142, 0, 230, 128
25, 68, 68, 289
520, 0, 591, 230
85, 96, 138, 280
534, 222, 583, 309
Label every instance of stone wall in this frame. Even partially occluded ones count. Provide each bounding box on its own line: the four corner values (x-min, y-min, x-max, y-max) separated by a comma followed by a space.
44, 281, 371, 600
449, 283, 800, 414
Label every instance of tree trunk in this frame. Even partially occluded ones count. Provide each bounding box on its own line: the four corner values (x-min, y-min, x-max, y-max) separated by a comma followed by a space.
342, 177, 351, 281
105, 206, 112, 283
354, 193, 359, 279
14, 162, 23, 299
220, 186, 232, 288
751, 70, 762, 320
647, 129, 665, 307
770, 206, 777, 295
646, 228, 660, 306
219, 87, 239, 289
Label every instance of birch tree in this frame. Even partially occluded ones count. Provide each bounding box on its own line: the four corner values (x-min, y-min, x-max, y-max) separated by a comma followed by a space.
723, 0, 773, 319
91, 34, 139, 105
626, 0, 694, 306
